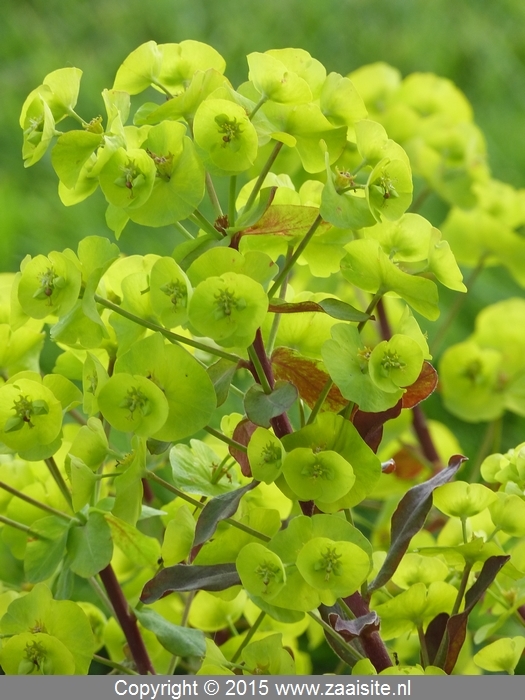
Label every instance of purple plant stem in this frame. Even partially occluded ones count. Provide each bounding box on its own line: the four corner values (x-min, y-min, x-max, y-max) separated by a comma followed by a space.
344, 592, 393, 672
99, 564, 155, 675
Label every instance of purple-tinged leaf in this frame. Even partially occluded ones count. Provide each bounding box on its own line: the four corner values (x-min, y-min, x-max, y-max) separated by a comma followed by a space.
244, 380, 298, 428
229, 419, 258, 476
425, 612, 449, 665
329, 611, 380, 640
352, 401, 402, 453
368, 454, 467, 593
442, 555, 510, 674
193, 481, 258, 547
140, 564, 240, 603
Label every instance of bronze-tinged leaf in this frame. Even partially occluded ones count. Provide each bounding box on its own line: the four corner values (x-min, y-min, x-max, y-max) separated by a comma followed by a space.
141, 564, 240, 603
351, 401, 403, 453
368, 454, 467, 594
329, 611, 380, 640
241, 204, 331, 238
402, 361, 438, 409
391, 446, 426, 480
269, 298, 370, 323
193, 481, 259, 548
271, 347, 346, 412
230, 419, 258, 476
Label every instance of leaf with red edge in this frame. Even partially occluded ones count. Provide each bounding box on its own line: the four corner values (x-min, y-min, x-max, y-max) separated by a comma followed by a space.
272, 347, 346, 412
269, 298, 370, 323
368, 454, 467, 593
229, 419, 258, 476
439, 555, 510, 673
351, 401, 403, 453
241, 205, 331, 238
141, 564, 240, 603
402, 361, 438, 409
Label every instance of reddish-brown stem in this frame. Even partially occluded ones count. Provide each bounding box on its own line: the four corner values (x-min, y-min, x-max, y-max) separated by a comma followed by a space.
99, 564, 155, 675
412, 404, 442, 470
343, 592, 393, 672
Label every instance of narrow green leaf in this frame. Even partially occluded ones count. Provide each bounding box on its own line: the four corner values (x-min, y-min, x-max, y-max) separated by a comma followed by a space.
135, 608, 206, 658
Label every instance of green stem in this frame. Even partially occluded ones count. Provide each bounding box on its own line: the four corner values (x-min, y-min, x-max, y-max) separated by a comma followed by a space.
0, 481, 76, 522
229, 383, 245, 400
409, 187, 431, 214
337, 597, 356, 621
44, 457, 73, 511
92, 654, 140, 675
174, 221, 195, 240
460, 517, 469, 545
430, 256, 486, 355
167, 591, 196, 674
249, 96, 268, 120
307, 612, 364, 662
203, 425, 248, 453
351, 159, 368, 176
146, 471, 271, 541
67, 108, 88, 127
190, 211, 223, 239
307, 378, 333, 425
244, 141, 284, 213
340, 401, 355, 420
247, 345, 273, 394
357, 292, 383, 333
94, 294, 241, 363
229, 176, 237, 227
0, 515, 49, 539
452, 564, 472, 616
231, 610, 266, 663
205, 173, 223, 218
268, 214, 323, 299
151, 80, 174, 98
417, 625, 430, 668
89, 576, 115, 616
266, 245, 293, 356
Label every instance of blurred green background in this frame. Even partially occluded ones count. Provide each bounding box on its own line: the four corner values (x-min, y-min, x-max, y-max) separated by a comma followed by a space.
2, 0, 524, 456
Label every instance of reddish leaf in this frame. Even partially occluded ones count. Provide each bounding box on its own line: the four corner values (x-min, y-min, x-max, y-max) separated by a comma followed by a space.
442, 555, 510, 673
425, 612, 449, 665
368, 454, 467, 593
391, 446, 426, 479
241, 205, 331, 238
329, 611, 380, 640
351, 401, 403, 453
230, 419, 258, 476
402, 361, 438, 409
272, 347, 346, 412
381, 459, 396, 474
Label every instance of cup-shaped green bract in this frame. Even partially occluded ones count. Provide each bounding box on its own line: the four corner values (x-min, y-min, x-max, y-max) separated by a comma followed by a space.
319, 72, 367, 138
366, 157, 413, 222
18, 252, 82, 320
474, 637, 525, 675
241, 633, 295, 675
489, 493, 525, 537
114, 333, 216, 442
127, 122, 206, 227
433, 482, 498, 519
247, 427, 284, 484
391, 553, 449, 589
369, 334, 424, 393
236, 542, 286, 601
247, 50, 323, 104
188, 272, 268, 348
97, 373, 169, 437
193, 98, 258, 173
322, 324, 403, 413
0, 632, 76, 675
21, 94, 56, 168
0, 378, 62, 452
149, 256, 192, 329
99, 147, 156, 210
296, 537, 369, 597
282, 448, 355, 504
439, 341, 505, 423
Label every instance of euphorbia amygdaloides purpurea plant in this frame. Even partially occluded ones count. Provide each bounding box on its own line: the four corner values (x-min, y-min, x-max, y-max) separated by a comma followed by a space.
1, 40, 525, 676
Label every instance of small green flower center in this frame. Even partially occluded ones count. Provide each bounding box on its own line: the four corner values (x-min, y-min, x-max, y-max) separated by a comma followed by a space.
357, 346, 372, 372
314, 545, 343, 581
381, 350, 405, 372
463, 359, 483, 383
213, 287, 246, 319
34, 266, 64, 303
84, 116, 104, 134
302, 460, 332, 481
117, 160, 143, 195
262, 442, 281, 464
335, 168, 356, 191
255, 560, 282, 590
160, 279, 187, 308
119, 386, 150, 420
377, 174, 399, 200
147, 149, 173, 181
5, 394, 49, 433
215, 114, 244, 145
